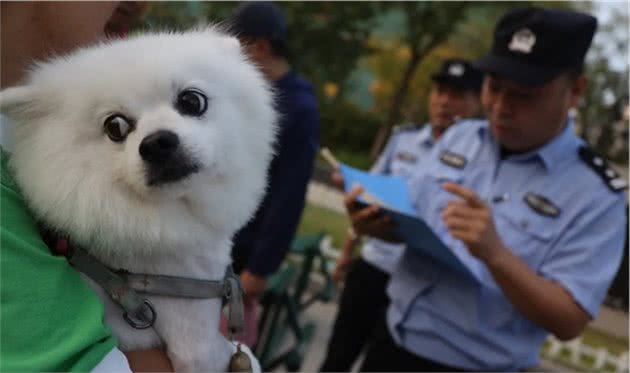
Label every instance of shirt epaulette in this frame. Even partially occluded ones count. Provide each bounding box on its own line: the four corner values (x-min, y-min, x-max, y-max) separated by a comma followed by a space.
392, 123, 421, 133
578, 145, 627, 193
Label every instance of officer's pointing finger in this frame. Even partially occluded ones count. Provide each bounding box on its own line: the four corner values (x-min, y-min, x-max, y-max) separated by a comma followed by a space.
443, 182, 485, 208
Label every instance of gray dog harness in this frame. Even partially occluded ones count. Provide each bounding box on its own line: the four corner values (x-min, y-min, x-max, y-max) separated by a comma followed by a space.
49, 237, 244, 334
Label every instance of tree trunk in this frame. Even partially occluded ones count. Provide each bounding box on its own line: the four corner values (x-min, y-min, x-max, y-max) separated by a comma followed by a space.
369, 37, 442, 161
368, 48, 420, 161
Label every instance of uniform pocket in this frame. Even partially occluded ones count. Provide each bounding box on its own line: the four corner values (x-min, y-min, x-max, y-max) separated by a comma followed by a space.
495, 207, 557, 270
427, 170, 465, 211
391, 160, 416, 179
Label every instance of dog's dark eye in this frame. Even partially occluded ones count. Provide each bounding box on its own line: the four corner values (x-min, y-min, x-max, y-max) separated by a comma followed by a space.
176, 89, 207, 117
104, 114, 134, 142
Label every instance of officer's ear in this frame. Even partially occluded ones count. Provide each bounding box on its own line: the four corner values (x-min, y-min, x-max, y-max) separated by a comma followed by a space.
564, 72, 587, 109
570, 75, 587, 108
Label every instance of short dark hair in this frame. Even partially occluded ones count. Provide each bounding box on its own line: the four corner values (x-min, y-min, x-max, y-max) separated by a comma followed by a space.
269, 38, 289, 59
564, 65, 584, 81
229, 2, 290, 59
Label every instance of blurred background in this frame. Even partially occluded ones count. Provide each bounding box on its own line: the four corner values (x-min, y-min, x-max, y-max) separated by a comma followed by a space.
139, 1, 628, 170
137, 2, 628, 371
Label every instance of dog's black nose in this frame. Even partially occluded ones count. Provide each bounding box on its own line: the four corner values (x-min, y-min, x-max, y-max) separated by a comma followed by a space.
139, 130, 180, 163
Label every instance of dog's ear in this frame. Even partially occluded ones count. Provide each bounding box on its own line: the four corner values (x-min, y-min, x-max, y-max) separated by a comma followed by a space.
0, 85, 39, 119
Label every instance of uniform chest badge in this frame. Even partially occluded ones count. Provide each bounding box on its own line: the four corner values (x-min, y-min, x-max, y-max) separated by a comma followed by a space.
439, 150, 467, 169
396, 152, 417, 163
524, 192, 560, 218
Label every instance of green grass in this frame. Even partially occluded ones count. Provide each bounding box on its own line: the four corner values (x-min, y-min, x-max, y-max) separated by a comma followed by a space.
315, 148, 372, 171
540, 327, 629, 372
297, 203, 350, 248
580, 327, 628, 355
332, 149, 372, 170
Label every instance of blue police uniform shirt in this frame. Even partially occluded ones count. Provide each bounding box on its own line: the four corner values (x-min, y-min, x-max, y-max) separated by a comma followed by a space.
386, 119, 626, 371
361, 124, 435, 274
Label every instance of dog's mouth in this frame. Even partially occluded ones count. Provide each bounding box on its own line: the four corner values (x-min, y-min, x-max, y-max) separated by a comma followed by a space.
139, 130, 202, 187
145, 156, 201, 187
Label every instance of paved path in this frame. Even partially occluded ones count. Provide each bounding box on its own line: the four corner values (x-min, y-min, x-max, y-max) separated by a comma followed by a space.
590, 306, 629, 339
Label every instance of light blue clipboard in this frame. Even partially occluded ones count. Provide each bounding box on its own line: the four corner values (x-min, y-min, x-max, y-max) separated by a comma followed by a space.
339, 164, 477, 280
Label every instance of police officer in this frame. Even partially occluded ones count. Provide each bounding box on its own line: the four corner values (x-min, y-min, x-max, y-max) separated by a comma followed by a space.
320, 59, 482, 372
344, 7, 627, 372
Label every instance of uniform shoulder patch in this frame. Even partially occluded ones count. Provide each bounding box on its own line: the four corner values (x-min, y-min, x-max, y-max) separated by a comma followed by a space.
439, 150, 467, 169
392, 123, 421, 133
578, 146, 627, 192
395, 151, 417, 163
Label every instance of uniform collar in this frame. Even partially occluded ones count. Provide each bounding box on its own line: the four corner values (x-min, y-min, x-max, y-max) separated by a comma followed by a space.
478, 118, 579, 174
417, 124, 435, 149
532, 119, 579, 173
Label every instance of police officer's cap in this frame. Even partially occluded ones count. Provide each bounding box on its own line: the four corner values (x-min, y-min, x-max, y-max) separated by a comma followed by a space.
475, 7, 597, 86
431, 59, 483, 92
228, 2, 288, 43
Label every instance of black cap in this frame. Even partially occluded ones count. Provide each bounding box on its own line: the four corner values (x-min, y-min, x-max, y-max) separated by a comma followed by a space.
475, 7, 597, 86
229, 2, 287, 42
431, 59, 484, 92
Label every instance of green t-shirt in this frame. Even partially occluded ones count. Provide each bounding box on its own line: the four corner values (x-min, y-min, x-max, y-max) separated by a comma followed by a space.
0, 148, 117, 372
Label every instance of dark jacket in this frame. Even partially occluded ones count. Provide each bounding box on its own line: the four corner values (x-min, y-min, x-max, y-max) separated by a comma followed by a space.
232, 70, 320, 276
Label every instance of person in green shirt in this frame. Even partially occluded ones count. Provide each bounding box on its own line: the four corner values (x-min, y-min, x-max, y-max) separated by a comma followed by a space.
1, 2, 172, 371
1, 148, 119, 371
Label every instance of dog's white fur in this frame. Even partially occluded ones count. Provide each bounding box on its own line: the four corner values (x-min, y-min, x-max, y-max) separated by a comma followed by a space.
1, 28, 277, 372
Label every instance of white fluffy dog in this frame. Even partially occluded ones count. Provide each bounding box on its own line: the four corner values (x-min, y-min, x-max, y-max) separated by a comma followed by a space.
1, 28, 276, 372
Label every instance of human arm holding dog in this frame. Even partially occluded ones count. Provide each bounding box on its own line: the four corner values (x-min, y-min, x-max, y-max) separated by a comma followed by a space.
1, 3, 173, 372
124, 349, 174, 372
1, 148, 175, 372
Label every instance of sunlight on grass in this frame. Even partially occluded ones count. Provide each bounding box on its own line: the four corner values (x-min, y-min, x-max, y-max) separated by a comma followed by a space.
540, 327, 628, 372
581, 327, 628, 355
297, 203, 350, 248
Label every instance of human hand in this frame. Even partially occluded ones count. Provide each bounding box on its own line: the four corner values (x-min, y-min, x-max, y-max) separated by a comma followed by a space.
344, 185, 400, 243
124, 348, 173, 372
331, 171, 344, 191
240, 270, 267, 303
441, 182, 508, 264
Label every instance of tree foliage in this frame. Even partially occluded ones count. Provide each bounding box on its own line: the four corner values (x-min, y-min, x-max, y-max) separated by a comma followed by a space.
578, 4, 629, 163
368, 2, 474, 159
140, 1, 626, 167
